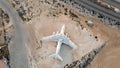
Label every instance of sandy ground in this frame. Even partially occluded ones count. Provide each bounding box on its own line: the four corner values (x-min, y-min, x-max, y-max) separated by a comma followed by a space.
0, 60, 6, 68
26, 9, 106, 67
7, 0, 120, 68
59, 44, 73, 68
86, 16, 120, 68
0, 0, 118, 68
8, 0, 120, 68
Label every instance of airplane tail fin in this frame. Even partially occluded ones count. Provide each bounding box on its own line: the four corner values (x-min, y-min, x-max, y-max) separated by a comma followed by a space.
49, 54, 63, 61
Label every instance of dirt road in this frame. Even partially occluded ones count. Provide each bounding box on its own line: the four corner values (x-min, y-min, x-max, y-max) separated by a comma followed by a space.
0, 0, 30, 68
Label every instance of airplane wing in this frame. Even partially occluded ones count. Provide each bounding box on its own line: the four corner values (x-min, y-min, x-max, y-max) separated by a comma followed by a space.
63, 39, 77, 49
41, 35, 58, 41
42, 34, 78, 49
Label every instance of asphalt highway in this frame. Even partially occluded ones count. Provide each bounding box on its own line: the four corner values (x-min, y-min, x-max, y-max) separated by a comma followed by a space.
0, 0, 30, 68
74, 0, 120, 22
115, 0, 120, 3
102, 0, 120, 9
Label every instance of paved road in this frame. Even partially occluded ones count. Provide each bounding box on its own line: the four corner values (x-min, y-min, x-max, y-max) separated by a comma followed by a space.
0, 0, 30, 68
74, 0, 120, 22
102, 0, 120, 9
115, 0, 120, 2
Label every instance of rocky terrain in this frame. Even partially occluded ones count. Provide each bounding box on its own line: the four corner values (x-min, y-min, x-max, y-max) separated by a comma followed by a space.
0, 8, 14, 68
64, 44, 105, 68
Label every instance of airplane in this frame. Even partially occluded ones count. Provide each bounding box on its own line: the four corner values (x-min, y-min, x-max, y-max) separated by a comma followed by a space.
41, 25, 77, 61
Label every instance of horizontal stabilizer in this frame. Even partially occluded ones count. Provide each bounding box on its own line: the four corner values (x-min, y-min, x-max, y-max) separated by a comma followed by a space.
49, 54, 63, 61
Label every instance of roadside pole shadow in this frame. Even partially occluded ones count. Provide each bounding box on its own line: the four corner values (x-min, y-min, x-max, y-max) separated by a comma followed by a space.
59, 43, 73, 68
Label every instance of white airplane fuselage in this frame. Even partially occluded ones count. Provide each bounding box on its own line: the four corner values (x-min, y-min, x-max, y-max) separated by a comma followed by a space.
56, 41, 62, 54
42, 25, 77, 61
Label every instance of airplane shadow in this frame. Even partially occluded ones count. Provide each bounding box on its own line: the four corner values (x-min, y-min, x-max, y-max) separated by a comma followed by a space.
59, 43, 73, 68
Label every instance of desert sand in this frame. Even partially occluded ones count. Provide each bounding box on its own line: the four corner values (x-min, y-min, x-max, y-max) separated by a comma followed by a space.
7, 0, 120, 68
0, 60, 6, 68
